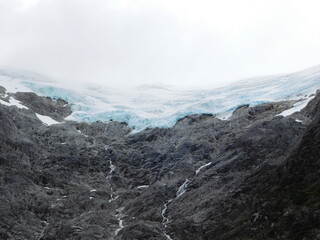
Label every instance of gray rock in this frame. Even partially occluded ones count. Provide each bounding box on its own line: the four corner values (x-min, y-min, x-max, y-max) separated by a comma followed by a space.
0, 85, 320, 239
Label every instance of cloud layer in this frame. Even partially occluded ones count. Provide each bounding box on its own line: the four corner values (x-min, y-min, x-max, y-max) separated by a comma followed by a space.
1, 0, 320, 88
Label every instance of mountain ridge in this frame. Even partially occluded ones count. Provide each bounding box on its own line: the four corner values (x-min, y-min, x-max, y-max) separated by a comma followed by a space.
0, 78, 320, 239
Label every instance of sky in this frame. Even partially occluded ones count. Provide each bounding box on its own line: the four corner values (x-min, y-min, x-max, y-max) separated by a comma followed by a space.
0, 0, 320, 89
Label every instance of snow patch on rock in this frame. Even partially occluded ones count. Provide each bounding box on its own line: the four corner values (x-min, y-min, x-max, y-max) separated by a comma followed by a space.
36, 113, 60, 126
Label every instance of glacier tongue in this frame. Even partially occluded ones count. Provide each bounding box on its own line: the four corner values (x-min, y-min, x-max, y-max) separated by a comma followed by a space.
1, 66, 320, 131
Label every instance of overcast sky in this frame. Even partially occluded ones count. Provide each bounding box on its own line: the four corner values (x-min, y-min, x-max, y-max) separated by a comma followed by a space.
1, 0, 320, 89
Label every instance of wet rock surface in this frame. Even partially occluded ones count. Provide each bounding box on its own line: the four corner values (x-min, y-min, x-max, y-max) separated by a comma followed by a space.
0, 87, 320, 239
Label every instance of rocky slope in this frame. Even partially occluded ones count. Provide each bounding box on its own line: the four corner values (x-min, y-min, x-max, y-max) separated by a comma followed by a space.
0, 86, 319, 240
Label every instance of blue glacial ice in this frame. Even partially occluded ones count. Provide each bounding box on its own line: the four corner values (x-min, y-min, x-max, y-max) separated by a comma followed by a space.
1, 65, 320, 132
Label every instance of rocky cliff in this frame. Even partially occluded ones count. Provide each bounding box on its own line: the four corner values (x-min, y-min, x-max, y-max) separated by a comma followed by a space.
0, 86, 319, 240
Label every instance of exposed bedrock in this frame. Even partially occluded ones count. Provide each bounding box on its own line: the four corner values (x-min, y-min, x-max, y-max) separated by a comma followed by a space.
0, 88, 319, 239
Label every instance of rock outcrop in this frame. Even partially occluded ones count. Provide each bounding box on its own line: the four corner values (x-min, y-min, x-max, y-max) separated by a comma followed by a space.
0, 86, 319, 239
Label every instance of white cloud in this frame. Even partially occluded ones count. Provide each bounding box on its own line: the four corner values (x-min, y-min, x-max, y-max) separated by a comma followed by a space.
0, 0, 319, 89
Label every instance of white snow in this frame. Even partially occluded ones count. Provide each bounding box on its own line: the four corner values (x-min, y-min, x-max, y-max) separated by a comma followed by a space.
0, 99, 12, 107
8, 97, 29, 109
35, 113, 60, 126
0, 75, 34, 93
137, 185, 149, 189
0, 97, 29, 109
278, 96, 314, 117
77, 130, 89, 137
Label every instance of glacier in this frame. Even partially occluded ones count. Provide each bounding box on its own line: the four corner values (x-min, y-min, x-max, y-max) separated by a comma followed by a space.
1, 66, 320, 132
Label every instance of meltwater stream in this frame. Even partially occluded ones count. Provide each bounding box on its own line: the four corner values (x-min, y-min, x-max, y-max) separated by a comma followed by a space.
161, 162, 213, 239
37, 221, 49, 240
107, 159, 119, 203
104, 145, 125, 237
114, 207, 125, 236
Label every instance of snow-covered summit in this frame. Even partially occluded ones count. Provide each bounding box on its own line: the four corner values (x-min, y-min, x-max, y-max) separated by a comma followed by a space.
1, 65, 320, 131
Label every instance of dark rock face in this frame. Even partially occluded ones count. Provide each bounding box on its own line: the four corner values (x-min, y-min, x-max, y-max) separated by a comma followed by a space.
0, 87, 320, 240
13, 91, 72, 121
